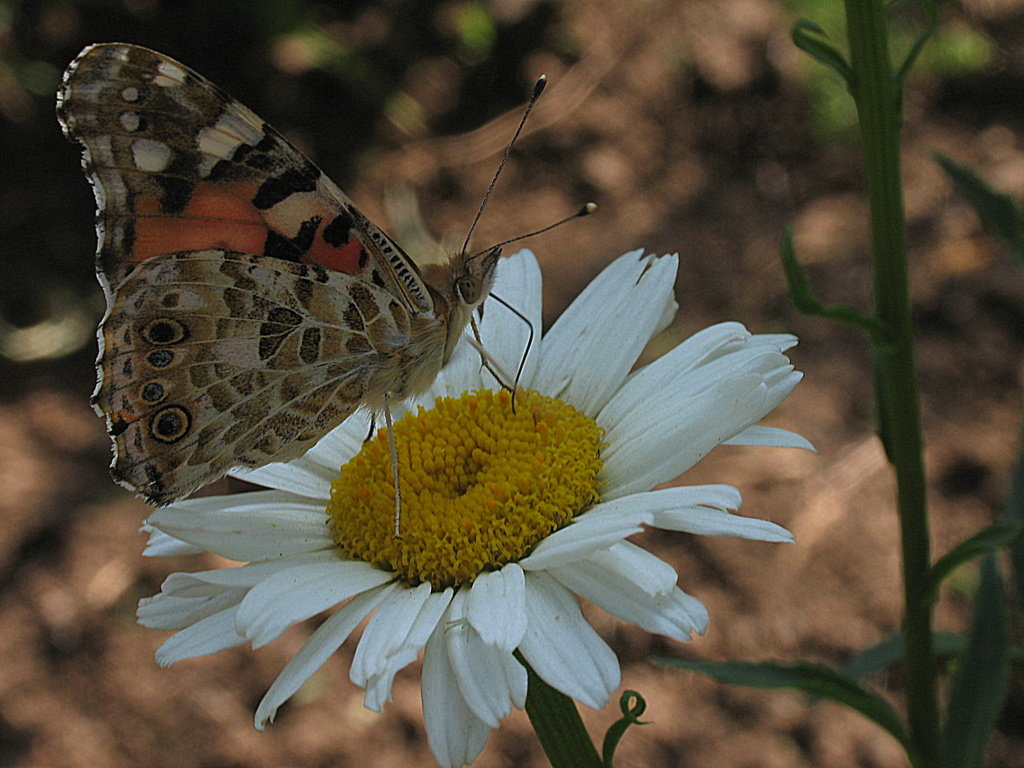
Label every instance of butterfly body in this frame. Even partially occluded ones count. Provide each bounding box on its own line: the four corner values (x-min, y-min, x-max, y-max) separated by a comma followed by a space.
58, 43, 498, 505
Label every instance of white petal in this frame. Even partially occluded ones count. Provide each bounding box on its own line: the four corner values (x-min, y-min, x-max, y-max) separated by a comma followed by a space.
350, 582, 433, 688
722, 425, 816, 451
655, 587, 710, 637
756, 332, 799, 352
148, 493, 333, 562
156, 573, 233, 602
653, 505, 794, 543
466, 563, 527, 650
154, 603, 247, 665
138, 588, 244, 630
229, 462, 333, 498
763, 369, 803, 411
536, 486, 742, 557
494, 249, 542, 308
238, 560, 393, 647
159, 552, 340, 597
477, 249, 544, 390
600, 374, 771, 498
614, 484, 744, 514
349, 582, 430, 688
600, 325, 800, 443
604, 348, 794, 445
422, 621, 492, 768
518, 572, 619, 709
548, 561, 708, 640
444, 589, 527, 726
598, 322, 753, 430
585, 541, 679, 596
158, 572, 242, 599
255, 583, 395, 730
141, 524, 203, 556
533, 250, 679, 417
654, 294, 680, 339
299, 416, 367, 470
517, 500, 652, 570
662, 321, 754, 364
361, 587, 454, 712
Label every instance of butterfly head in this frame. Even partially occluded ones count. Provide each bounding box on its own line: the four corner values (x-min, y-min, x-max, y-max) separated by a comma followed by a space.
454, 246, 501, 305
436, 245, 501, 362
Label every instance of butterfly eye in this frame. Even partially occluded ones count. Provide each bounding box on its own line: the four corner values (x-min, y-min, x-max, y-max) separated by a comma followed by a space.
456, 276, 481, 305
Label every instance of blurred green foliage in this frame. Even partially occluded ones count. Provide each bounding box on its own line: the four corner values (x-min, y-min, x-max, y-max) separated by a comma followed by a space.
786, 0, 993, 137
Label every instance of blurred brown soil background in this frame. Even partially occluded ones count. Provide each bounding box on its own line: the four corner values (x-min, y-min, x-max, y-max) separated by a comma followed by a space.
1, 1, 1023, 766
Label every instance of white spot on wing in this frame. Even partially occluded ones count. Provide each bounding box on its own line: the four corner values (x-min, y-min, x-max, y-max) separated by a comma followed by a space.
132, 139, 173, 172
153, 61, 187, 88
197, 154, 220, 178
195, 109, 270, 177
119, 112, 141, 132
120, 86, 140, 102
196, 125, 239, 161
218, 108, 266, 144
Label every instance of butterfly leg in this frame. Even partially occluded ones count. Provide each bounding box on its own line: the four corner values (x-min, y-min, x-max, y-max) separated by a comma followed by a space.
468, 317, 514, 392
383, 393, 402, 538
465, 320, 521, 412
363, 415, 377, 445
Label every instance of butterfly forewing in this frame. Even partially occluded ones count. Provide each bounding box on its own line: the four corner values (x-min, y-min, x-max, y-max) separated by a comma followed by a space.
56, 43, 433, 313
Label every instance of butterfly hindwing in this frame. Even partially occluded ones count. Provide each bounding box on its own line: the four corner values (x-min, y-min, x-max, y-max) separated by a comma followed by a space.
98, 249, 422, 503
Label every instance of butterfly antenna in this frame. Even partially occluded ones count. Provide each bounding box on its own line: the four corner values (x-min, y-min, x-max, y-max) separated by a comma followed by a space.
472, 202, 597, 258
461, 75, 548, 257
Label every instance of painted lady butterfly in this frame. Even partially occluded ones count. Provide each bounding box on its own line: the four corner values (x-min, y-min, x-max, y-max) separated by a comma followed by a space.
56, 43, 551, 510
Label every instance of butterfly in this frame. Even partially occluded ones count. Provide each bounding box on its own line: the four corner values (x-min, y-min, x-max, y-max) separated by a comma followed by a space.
56, 43, 552, 512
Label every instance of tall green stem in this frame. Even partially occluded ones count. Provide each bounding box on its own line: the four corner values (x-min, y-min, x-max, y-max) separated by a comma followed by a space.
843, 1, 940, 764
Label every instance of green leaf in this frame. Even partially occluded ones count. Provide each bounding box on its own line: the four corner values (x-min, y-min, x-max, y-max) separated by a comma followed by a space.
920, 519, 1024, 609
893, 0, 938, 96
601, 691, 648, 768
659, 658, 913, 757
844, 632, 960, 679
941, 556, 1010, 768
1006, 424, 1024, 617
935, 152, 1024, 266
780, 230, 893, 340
792, 19, 854, 89
843, 632, 1024, 679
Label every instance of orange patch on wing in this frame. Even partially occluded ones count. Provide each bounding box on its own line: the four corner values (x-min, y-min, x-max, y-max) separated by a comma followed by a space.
111, 409, 141, 425
131, 182, 268, 262
305, 230, 367, 275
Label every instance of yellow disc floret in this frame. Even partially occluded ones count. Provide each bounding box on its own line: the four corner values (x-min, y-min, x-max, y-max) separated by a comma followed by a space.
327, 389, 603, 587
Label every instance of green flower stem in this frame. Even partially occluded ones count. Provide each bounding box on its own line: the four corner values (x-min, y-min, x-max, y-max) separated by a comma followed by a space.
843, 1, 940, 765
522, 658, 603, 768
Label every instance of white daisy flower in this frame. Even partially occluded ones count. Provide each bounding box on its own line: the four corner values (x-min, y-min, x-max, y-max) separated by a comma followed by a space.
138, 248, 810, 768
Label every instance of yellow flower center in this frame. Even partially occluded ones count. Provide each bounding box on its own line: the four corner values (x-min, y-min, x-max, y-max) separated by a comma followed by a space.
327, 389, 603, 588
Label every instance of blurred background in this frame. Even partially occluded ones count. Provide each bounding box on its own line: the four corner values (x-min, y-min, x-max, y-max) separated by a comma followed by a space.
1, 0, 1022, 766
